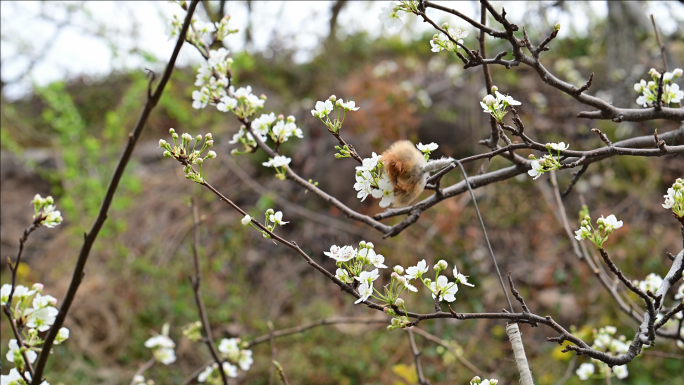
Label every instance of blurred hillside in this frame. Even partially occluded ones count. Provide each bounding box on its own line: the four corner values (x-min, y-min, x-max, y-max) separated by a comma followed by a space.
1, 1, 684, 384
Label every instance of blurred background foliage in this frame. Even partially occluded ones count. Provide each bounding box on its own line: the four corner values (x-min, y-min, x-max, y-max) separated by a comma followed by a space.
1, 1, 683, 384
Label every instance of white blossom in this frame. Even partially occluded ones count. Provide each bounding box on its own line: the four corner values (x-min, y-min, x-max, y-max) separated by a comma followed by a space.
638, 273, 663, 294
207, 48, 229, 68
495, 91, 521, 106
378, 2, 404, 29
238, 349, 254, 371
406, 259, 428, 279
613, 365, 628, 379
355, 269, 380, 286
55, 327, 70, 345
311, 100, 333, 118
371, 174, 395, 208
416, 142, 438, 152
26, 306, 59, 332
528, 160, 544, 180
192, 88, 210, 109
336, 268, 354, 284
7, 339, 37, 364
355, 283, 373, 304
548, 142, 569, 151
576, 362, 594, 380
430, 275, 458, 302
217, 96, 237, 112
601, 214, 623, 231
218, 338, 240, 357
325, 245, 356, 262
269, 211, 289, 226
453, 266, 475, 287
262, 155, 291, 168
339, 100, 360, 111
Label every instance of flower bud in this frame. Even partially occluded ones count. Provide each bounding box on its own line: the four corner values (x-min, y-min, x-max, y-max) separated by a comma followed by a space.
266, 208, 275, 215
194, 158, 203, 165
328, 95, 337, 102
287, 115, 296, 123
424, 278, 432, 285
391, 272, 399, 279
581, 220, 588, 227
169, 128, 176, 134
483, 94, 496, 106
159, 139, 168, 148
554, 22, 560, 31
196, 134, 202, 141
45, 196, 54, 205
396, 276, 406, 284
32, 283, 44, 292
163, 150, 172, 157
528, 154, 535, 159
359, 240, 367, 248
207, 140, 214, 147
172, 133, 179, 139
207, 151, 217, 159
366, 242, 374, 249
206, 133, 213, 140
241, 214, 252, 225
394, 265, 404, 274
491, 85, 498, 92
260, 94, 267, 100
434, 260, 448, 272
394, 298, 404, 307
383, 307, 390, 314
490, 380, 498, 385
441, 22, 449, 29
278, 114, 284, 120
598, 224, 604, 231
605, 227, 613, 234
471, 376, 482, 384
673, 68, 683, 78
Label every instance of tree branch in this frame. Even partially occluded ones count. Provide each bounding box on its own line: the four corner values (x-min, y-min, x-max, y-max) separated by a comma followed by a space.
30, 2, 200, 382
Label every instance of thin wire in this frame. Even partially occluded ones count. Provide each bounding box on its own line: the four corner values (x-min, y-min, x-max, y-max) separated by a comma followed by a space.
453, 159, 514, 312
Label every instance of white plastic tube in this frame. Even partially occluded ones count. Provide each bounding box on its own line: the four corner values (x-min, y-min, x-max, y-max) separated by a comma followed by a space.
506, 323, 534, 385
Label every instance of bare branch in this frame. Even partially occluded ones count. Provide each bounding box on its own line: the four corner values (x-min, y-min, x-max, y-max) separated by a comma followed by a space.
407, 328, 430, 385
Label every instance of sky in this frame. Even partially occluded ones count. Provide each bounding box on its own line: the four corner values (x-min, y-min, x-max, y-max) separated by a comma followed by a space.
1, 1, 681, 99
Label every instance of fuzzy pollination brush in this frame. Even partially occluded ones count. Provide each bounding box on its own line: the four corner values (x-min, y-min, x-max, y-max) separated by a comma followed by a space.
381, 140, 454, 207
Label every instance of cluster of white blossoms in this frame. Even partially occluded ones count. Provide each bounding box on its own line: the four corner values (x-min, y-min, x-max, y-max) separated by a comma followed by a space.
1, 282, 69, 385
662, 178, 684, 218
197, 338, 253, 382
470, 376, 498, 385
31, 195, 63, 228
637, 273, 663, 294
480, 86, 521, 123
576, 326, 629, 381
430, 22, 469, 53
241, 209, 288, 239
261, 155, 292, 180
311, 95, 360, 135
354, 152, 396, 207
159, 129, 216, 184
325, 241, 474, 330
634, 68, 683, 107
144, 324, 176, 365
527, 142, 569, 180
574, 213, 623, 248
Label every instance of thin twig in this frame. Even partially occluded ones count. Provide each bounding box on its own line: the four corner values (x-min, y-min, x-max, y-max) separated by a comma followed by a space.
30, 2, 201, 383
191, 198, 228, 385
129, 357, 156, 385
407, 328, 429, 385
272, 361, 290, 385
268, 321, 276, 385
554, 356, 577, 385
410, 327, 483, 376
